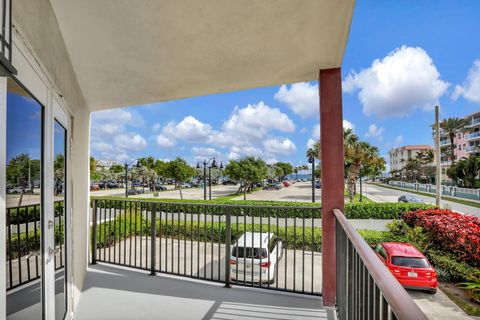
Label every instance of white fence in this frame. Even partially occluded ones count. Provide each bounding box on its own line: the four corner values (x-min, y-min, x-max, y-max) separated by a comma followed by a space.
387, 181, 480, 201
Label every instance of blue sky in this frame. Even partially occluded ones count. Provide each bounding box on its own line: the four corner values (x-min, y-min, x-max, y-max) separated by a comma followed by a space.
92, 2, 479, 168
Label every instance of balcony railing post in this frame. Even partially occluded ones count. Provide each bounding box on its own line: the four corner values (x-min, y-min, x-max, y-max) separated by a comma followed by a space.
150, 203, 157, 276
91, 199, 97, 265
224, 206, 231, 288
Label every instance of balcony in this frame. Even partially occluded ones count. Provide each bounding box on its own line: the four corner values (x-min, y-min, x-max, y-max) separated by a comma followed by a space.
466, 145, 480, 153
465, 117, 480, 128
439, 139, 451, 147
466, 131, 480, 141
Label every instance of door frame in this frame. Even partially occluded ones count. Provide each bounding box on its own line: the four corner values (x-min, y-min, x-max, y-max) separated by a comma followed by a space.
2, 31, 74, 320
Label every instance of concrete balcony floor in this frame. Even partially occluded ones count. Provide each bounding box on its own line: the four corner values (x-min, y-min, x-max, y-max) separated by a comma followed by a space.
75, 263, 333, 320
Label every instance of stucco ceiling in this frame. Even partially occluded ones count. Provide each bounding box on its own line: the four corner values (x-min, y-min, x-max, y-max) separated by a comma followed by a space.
50, 0, 355, 111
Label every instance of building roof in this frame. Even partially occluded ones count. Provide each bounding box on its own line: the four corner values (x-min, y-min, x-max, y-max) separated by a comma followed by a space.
390, 145, 432, 153
49, 0, 355, 111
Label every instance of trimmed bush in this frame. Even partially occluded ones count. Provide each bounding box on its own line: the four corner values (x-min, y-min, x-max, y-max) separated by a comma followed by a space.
92, 197, 433, 219
402, 209, 480, 267
427, 249, 480, 282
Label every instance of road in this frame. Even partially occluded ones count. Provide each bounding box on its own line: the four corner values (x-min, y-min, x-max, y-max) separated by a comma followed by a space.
233, 181, 321, 202
363, 183, 479, 217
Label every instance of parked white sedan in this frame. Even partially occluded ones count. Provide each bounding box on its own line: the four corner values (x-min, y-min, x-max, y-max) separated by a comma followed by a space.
229, 232, 283, 284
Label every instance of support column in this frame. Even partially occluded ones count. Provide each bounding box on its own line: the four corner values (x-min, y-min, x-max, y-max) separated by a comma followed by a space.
320, 68, 344, 307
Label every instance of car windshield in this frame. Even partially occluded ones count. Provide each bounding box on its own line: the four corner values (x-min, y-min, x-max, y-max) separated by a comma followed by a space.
391, 256, 429, 268
232, 247, 267, 259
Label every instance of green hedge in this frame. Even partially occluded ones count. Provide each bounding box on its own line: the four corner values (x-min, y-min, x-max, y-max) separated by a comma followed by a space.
7, 201, 64, 224
94, 213, 389, 252
426, 249, 480, 282
7, 223, 64, 259
92, 197, 434, 219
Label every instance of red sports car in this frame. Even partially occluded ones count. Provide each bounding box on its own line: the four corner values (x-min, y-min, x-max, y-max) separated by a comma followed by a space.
282, 181, 290, 187
375, 242, 437, 294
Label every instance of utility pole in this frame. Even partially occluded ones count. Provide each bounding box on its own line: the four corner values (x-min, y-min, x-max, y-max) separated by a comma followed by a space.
435, 106, 442, 207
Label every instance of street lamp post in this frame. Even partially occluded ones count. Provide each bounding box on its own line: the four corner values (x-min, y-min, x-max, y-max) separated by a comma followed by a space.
197, 157, 222, 200
359, 165, 363, 202
124, 159, 141, 198
308, 152, 315, 203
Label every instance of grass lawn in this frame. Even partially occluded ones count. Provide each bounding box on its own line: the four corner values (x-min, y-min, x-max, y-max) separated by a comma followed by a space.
369, 182, 480, 209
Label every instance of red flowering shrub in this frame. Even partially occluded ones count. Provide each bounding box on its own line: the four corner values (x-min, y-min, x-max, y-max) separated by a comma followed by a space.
402, 209, 480, 267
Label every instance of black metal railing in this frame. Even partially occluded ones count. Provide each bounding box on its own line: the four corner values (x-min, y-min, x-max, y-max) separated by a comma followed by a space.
334, 209, 427, 320
6, 201, 65, 291
91, 198, 322, 295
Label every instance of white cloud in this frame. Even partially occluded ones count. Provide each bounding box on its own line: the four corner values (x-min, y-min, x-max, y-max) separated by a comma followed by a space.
223, 101, 295, 140
263, 138, 297, 155
114, 134, 147, 151
343, 46, 449, 118
156, 134, 175, 148
163, 116, 213, 143
364, 124, 385, 141
306, 138, 316, 150
90, 109, 148, 162
311, 124, 320, 140
343, 120, 355, 131
452, 59, 480, 103
191, 147, 219, 158
274, 82, 319, 118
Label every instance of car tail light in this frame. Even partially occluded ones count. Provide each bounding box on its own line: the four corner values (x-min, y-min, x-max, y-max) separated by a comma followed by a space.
260, 261, 271, 268
229, 259, 237, 265
389, 267, 400, 274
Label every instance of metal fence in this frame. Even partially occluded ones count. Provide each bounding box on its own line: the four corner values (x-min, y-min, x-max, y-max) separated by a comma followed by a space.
6, 201, 65, 291
91, 199, 322, 295
334, 209, 427, 320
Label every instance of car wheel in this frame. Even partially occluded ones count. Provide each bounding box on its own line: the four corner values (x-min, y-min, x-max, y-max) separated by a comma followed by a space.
429, 289, 437, 294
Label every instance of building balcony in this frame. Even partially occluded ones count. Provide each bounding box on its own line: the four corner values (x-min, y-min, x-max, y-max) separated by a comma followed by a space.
466, 131, 480, 141
465, 117, 480, 128
466, 145, 480, 153
439, 139, 451, 146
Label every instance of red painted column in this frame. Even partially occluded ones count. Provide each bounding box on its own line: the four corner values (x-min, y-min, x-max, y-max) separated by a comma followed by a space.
320, 68, 344, 306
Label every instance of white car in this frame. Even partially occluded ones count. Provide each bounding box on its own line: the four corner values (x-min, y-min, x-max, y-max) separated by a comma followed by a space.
229, 232, 283, 284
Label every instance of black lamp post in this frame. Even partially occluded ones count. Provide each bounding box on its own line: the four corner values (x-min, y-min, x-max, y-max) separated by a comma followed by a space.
359, 164, 363, 202
197, 157, 220, 200
124, 159, 141, 198
308, 151, 315, 203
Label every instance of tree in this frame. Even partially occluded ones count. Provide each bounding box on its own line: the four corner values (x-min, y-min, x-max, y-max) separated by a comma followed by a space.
6, 153, 33, 206
109, 164, 124, 174
54, 154, 65, 196
274, 162, 293, 179
165, 157, 195, 199
90, 156, 96, 173
224, 157, 268, 200
448, 156, 480, 188
138, 157, 159, 191
154, 160, 168, 182
439, 117, 465, 162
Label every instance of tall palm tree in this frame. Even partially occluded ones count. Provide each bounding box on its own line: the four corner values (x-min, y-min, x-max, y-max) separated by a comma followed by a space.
440, 117, 465, 162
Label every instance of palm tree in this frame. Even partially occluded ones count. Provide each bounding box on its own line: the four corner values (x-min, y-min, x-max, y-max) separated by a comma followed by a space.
440, 117, 465, 162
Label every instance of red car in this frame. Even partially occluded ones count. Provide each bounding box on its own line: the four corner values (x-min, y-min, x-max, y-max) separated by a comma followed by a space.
282, 181, 290, 187
375, 242, 437, 294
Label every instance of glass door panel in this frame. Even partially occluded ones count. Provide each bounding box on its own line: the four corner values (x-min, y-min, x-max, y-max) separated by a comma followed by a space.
5, 78, 43, 319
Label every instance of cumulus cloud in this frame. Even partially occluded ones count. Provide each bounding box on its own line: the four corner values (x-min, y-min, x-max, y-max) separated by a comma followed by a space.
90, 109, 148, 162
223, 101, 295, 140
306, 138, 316, 150
114, 134, 147, 151
452, 59, 480, 103
343, 46, 449, 118
156, 134, 175, 148
163, 116, 213, 143
343, 120, 355, 131
364, 124, 385, 141
274, 82, 319, 118
191, 147, 219, 158
263, 138, 297, 155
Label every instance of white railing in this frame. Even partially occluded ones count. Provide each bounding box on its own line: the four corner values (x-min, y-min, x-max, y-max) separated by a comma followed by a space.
466, 118, 480, 127
387, 181, 480, 200
467, 131, 480, 140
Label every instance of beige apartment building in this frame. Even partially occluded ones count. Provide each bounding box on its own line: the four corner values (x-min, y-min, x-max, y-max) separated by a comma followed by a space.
389, 145, 433, 172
